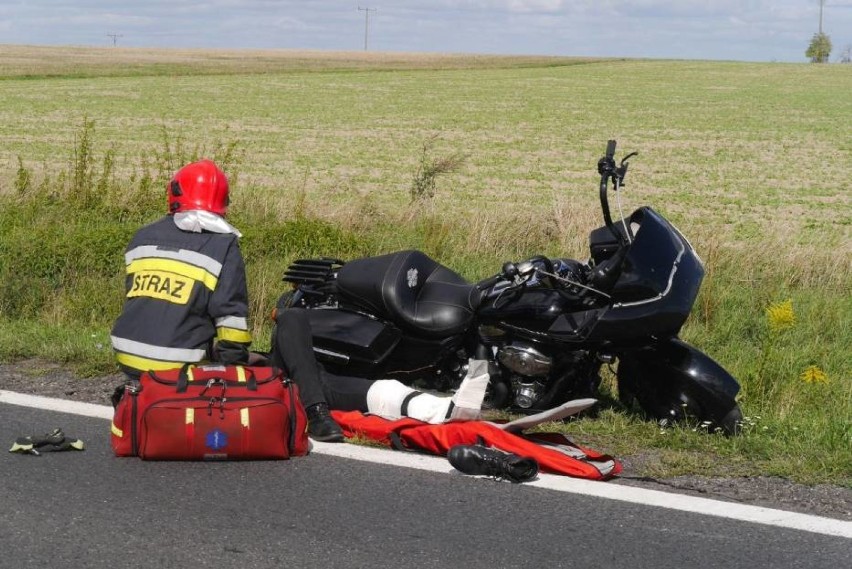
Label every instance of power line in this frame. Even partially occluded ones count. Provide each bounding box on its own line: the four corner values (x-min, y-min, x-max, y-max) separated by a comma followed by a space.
106, 33, 123, 47
357, 6, 377, 51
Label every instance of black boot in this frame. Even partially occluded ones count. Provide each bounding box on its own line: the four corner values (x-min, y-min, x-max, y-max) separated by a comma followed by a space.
447, 444, 538, 483
306, 403, 344, 443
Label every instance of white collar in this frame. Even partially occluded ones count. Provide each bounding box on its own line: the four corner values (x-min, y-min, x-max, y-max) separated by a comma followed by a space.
173, 210, 242, 237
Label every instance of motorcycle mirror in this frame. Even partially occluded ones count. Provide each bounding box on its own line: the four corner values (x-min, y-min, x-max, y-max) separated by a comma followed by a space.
502, 261, 519, 279
516, 260, 535, 276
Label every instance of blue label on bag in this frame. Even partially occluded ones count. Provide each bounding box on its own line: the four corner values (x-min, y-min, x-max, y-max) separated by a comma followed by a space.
205, 429, 228, 451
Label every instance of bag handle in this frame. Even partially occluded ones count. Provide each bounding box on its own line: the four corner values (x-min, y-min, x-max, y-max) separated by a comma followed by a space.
175, 363, 194, 393
237, 366, 258, 391
174, 365, 259, 392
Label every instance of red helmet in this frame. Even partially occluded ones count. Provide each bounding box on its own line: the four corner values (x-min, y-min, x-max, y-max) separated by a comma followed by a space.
167, 159, 230, 216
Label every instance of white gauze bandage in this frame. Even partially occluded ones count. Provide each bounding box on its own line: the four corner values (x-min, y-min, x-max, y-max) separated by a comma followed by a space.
365, 359, 490, 424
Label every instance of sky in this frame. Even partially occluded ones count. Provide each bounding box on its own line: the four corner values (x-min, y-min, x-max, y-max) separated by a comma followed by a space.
1, 1, 850, 63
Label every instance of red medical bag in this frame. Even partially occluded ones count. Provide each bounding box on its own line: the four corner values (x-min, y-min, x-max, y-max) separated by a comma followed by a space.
111, 365, 309, 460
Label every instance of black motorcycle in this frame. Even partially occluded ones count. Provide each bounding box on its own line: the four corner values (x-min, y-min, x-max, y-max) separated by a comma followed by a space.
276, 141, 742, 434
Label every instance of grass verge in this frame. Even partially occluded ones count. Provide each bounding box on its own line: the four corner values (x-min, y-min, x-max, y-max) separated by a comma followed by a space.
0, 51, 848, 485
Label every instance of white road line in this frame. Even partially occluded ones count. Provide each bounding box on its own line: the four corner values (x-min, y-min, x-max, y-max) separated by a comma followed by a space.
2, 389, 850, 539
1, 390, 113, 420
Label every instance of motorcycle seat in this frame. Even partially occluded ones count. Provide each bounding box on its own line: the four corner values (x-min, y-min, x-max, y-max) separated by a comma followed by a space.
336, 250, 481, 337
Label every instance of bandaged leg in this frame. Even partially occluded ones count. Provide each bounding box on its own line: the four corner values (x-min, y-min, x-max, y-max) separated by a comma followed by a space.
449, 359, 489, 420
365, 360, 490, 424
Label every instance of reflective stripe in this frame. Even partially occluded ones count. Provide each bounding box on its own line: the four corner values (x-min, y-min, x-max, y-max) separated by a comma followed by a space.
185, 408, 195, 442
187, 366, 195, 382
111, 336, 207, 362
110, 422, 123, 437
126, 258, 218, 291
240, 408, 250, 428
215, 316, 248, 330
216, 327, 252, 343
236, 366, 246, 383
125, 245, 223, 277
115, 352, 191, 372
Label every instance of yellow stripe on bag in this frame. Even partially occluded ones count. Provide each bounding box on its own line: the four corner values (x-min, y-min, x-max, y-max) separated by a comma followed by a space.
110, 422, 123, 437
185, 408, 195, 425
187, 366, 195, 383
236, 366, 246, 383
241, 408, 250, 428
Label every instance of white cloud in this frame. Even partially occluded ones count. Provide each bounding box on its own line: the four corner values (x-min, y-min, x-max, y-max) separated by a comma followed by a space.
504, 1, 565, 13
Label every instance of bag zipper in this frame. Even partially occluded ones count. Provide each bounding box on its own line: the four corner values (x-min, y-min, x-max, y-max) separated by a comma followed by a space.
143, 396, 285, 408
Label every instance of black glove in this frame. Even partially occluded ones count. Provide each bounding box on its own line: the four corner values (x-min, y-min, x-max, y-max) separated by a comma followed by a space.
9, 428, 85, 456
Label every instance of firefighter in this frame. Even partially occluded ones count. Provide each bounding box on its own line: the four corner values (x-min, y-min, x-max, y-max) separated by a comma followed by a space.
110, 159, 360, 442
110, 159, 252, 377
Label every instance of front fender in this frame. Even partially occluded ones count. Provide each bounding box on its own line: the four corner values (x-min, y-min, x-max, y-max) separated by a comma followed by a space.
617, 338, 741, 434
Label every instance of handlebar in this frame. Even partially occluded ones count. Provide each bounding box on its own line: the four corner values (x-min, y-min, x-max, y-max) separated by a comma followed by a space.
476, 256, 556, 291
598, 141, 618, 240
476, 273, 505, 291
597, 140, 637, 247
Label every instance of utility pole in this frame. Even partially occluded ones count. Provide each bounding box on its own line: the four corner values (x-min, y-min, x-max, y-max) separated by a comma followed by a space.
357, 6, 376, 51
818, 0, 825, 34
106, 33, 123, 47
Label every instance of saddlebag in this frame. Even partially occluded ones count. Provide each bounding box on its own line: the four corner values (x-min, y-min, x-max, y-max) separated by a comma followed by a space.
330, 410, 621, 480
307, 309, 401, 367
111, 365, 309, 460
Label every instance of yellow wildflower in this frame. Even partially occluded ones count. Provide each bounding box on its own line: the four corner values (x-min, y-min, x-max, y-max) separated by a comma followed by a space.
766, 299, 795, 332
800, 365, 829, 385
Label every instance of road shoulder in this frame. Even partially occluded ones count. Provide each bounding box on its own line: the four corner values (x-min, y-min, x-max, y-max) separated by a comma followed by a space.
1, 358, 849, 521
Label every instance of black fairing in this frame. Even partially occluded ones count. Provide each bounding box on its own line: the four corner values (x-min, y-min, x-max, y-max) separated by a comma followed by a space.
558, 207, 704, 344
618, 338, 741, 432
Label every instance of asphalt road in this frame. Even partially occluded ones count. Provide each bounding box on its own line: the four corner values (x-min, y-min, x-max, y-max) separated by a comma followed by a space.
1, 403, 848, 569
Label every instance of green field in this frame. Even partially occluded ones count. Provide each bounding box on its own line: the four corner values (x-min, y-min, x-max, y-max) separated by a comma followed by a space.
0, 46, 849, 484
